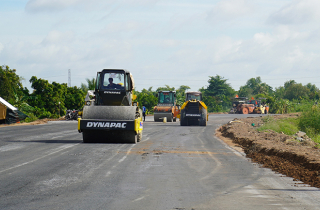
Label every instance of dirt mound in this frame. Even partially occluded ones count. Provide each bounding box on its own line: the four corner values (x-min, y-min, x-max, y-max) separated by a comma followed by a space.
217, 114, 320, 188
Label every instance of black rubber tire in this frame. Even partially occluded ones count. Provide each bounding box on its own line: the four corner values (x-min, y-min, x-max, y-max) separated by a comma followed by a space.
82, 131, 91, 143
137, 131, 142, 142
200, 109, 207, 126
154, 116, 161, 122
180, 110, 187, 126
127, 131, 137, 144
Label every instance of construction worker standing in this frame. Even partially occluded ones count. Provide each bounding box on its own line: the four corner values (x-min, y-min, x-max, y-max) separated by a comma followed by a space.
142, 106, 146, 121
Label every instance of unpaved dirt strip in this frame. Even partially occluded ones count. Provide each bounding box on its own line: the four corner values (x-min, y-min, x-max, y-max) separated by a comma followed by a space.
218, 114, 320, 188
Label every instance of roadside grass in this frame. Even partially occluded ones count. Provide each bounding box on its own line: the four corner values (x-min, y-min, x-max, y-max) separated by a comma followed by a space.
257, 113, 320, 146
257, 116, 299, 135
298, 105, 320, 144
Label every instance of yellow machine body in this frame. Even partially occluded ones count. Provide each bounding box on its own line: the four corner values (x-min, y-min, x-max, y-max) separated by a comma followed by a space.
178, 92, 208, 126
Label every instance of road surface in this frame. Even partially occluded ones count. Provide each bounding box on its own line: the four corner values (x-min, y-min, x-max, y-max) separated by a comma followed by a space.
0, 114, 320, 210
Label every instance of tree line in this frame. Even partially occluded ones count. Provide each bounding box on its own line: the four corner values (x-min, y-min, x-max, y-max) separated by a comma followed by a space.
0, 66, 85, 121
1, 65, 320, 122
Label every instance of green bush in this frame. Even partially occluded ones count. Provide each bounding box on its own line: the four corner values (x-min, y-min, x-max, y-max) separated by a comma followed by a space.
33, 107, 52, 119
298, 105, 320, 140
290, 99, 314, 113
22, 113, 38, 123
258, 116, 299, 135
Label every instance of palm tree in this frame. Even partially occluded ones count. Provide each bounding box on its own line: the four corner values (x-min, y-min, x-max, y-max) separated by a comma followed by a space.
81, 78, 96, 93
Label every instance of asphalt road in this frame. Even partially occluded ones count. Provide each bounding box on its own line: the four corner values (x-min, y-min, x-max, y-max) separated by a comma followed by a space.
1, 114, 320, 210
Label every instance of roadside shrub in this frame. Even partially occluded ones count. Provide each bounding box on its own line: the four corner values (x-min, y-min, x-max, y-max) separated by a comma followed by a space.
22, 113, 38, 123
298, 105, 320, 140
290, 99, 314, 113
269, 99, 292, 114
34, 107, 52, 119
258, 116, 299, 135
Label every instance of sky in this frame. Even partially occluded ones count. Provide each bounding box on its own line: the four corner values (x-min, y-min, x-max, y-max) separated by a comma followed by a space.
1, 0, 320, 92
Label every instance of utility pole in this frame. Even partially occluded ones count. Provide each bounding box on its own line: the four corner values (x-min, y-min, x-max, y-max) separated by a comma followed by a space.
68, 69, 71, 87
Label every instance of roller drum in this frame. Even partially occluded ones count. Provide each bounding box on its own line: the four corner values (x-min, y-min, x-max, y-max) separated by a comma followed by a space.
83, 106, 136, 120
81, 106, 139, 143
154, 112, 172, 122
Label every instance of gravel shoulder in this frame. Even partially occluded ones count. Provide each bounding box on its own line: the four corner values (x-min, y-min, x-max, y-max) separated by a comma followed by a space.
217, 113, 320, 188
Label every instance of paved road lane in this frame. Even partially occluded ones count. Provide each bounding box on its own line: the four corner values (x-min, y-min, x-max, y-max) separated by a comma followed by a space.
0, 115, 319, 209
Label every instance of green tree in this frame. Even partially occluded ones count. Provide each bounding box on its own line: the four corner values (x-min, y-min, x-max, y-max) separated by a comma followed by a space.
274, 86, 285, 99
238, 77, 273, 98
65, 86, 86, 111
306, 83, 320, 100
155, 85, 175, 92
28, 76, 86, 118
29, 76, 56, 114
135, 87, 158, 113
0, 65, 25, 104
281, 80, 310, 100
176, 85, 190, 106
285, 83, 310, 100
29, 77, 64, 117
201, 75, 235, 112
81, 78, 96, 93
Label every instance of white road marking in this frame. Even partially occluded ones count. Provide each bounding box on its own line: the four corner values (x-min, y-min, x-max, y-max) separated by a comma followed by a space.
50, 135, 65, 139
0, 144, 77, 174
106, 171, 112, 177
133, 196, 145, 202
118, 145, 134, 163
0, 143, 25, 152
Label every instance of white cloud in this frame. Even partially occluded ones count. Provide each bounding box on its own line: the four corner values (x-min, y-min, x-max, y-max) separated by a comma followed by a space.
41, 30, 75, 45
268, 0, 320, 25
125, 0, 159, 6
25, 0, 157, 13
2, 0, 320, 91
207, 0, 253, 23
25, 0, 79, 12
253, 32, 273, 47
99, 21, 142, 36
0, 43, 3, 54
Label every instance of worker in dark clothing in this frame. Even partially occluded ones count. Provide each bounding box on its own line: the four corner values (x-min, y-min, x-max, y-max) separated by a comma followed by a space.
106, 78, 116, 89
142, 106, 146, 121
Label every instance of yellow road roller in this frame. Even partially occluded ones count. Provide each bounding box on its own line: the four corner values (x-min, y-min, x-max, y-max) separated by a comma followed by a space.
78, 69, 143, 143
178, 91, 208, 126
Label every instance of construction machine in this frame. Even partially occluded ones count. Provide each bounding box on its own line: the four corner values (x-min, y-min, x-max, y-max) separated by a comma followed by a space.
77, 69, 143, 143
229, 97, 248, 114
178, 91, 208, 126
236, 98, 269, 114
153, 91, 180, 122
